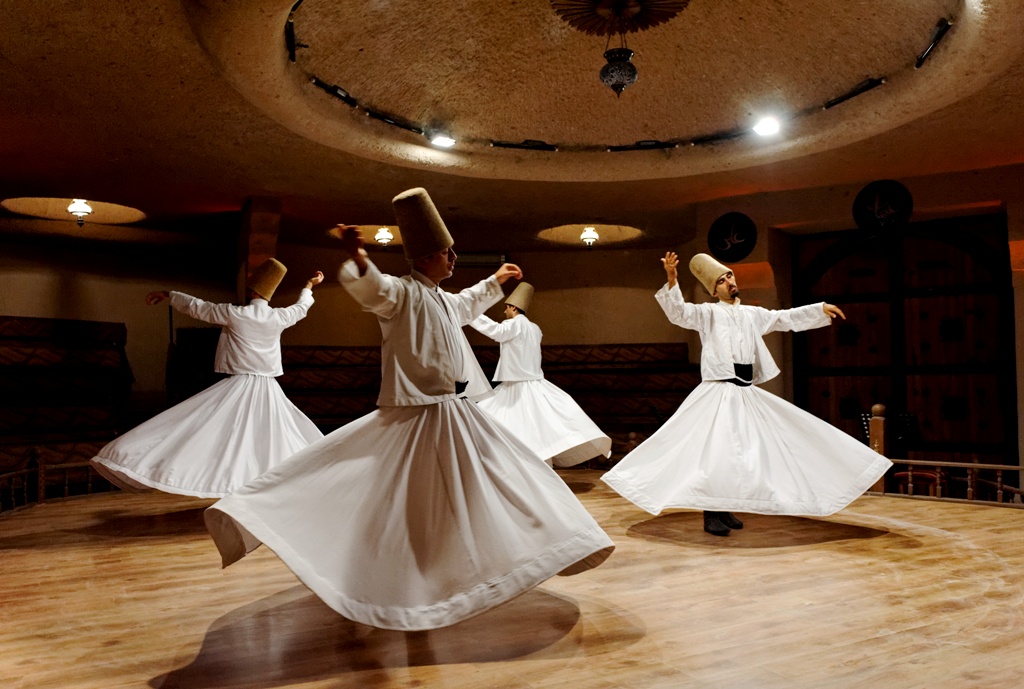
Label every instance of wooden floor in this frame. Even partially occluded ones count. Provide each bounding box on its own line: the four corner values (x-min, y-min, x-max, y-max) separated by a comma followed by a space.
2, 471, 1024, 689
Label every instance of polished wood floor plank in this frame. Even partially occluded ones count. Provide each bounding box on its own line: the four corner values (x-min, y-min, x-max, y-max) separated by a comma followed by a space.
2, 471, 1024, 688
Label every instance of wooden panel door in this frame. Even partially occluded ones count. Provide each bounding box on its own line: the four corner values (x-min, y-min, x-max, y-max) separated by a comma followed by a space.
792, 213, 1018, 495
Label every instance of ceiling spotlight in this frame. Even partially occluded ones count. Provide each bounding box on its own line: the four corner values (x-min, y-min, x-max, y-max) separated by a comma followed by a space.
430, 134, 456, 148
374, 227, 394, 245
753, 116, 781, 136
581, 227, 599, 246
67, 198, 93, 226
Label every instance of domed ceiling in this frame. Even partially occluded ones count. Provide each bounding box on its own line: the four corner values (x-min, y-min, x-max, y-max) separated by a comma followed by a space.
4, 0, 1024, 252
187, 0, 1024, 182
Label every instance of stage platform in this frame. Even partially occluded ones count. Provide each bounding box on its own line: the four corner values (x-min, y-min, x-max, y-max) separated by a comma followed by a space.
2, 470, 1022, 689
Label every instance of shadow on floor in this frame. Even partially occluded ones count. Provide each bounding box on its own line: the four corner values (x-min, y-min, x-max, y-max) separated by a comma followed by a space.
76, 505, 211, 538
153, 584, 643, 688
626, 511, 891, 549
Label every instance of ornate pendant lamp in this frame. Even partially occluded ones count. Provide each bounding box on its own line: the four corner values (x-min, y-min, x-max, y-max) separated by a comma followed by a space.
599, 47, 638, 96
551, 0, 691, 96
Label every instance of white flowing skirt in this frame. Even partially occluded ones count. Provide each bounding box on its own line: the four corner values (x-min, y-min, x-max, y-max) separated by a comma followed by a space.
204, 398, 615, 631
602, 381, 892, 516
91, 375, 323, 498
477, 379, 611, 467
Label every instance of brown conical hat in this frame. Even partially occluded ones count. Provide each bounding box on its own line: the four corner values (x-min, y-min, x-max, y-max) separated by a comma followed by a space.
689, 253, 730, 296
505, 282, 534, 313
392, 188, 454, 261
247, 258, 287, 300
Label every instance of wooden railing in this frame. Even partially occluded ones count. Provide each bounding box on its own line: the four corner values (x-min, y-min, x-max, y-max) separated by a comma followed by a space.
0, 458, 40, 513
0, 451, 114, 515
866, 404, 1023, 508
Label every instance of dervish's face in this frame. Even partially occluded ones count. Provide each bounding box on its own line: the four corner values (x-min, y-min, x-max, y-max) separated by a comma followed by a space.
504, 304, 518, 319
714, 271, 740, 302
416, 245, 457, 284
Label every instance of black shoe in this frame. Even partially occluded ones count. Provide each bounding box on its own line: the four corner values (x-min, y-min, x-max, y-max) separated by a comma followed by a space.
703, 512, 731, 537
718, 512, 744, 530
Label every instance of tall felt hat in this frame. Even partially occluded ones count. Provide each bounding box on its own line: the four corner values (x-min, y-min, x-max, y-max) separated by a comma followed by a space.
689, 253, 730, 296
505, 282, 534, 313
392, 187, 454, 261
247, 258, 287, 300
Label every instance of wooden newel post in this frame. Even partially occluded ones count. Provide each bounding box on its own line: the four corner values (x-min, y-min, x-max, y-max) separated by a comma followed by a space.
868, 403, 887, 493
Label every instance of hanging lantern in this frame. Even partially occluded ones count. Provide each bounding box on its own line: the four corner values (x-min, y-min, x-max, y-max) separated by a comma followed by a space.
551, 0, 690, 96
599, 48, 638, 96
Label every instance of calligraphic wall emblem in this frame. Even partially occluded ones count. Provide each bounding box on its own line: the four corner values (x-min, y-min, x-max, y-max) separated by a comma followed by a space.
708, 212, 757, 262
852, 180, 913, 232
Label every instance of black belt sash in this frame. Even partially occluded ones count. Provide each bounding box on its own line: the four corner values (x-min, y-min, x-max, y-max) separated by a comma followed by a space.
725, 363, 753, 387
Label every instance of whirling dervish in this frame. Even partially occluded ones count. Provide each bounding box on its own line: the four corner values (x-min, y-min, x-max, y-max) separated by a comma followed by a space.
203, 188, 614, 631
91, 259, 324, 498
469, 282, 611, 466
602, 251, 892, 536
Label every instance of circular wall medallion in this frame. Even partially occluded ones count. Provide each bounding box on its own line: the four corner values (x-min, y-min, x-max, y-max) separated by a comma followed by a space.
708, 212, 757, 262
852, 179, 913, 232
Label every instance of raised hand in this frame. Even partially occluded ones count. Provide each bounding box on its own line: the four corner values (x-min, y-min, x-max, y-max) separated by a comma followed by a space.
823, 303, 846, 320
661, 251, 679, 287
306, 271, 325, 289
145, 290, 170, 306
328, 225, 363, 253
493, 263, 523, 285
329, 225, 369, 274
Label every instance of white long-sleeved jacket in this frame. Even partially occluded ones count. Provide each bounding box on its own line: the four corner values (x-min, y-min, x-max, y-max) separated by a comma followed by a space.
168, 289, 314, 377
339, 258, 503, 406
655, 282, 830, 385
469, 313, 543, 382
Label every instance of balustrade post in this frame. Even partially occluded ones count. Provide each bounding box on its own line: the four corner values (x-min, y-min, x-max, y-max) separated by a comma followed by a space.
868, 404, 887, 492
33, 450, 46, 505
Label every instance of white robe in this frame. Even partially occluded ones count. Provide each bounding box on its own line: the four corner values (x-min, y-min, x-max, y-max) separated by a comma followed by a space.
91, 289, 323, 498
470, 313, 611, 467
601, 283, 892, 516
204, 259, 615, 631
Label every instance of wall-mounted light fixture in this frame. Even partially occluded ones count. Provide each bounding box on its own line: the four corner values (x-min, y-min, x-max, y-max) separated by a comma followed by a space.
67, 199, 93, 226
374, 227, 394, 245
581, 226, 599, 246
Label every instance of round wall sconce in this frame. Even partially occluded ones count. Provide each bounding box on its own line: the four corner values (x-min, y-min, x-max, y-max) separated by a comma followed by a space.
326, 224, 402, 249
374, 227, 394, 245
1, 197, 146, 226
538, 224, 642, 248
67, 199, 93, 226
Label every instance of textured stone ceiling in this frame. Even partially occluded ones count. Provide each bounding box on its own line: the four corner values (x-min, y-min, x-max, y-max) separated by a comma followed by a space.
2, 0, 1024, 252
